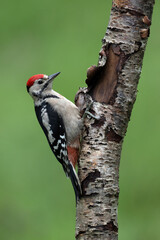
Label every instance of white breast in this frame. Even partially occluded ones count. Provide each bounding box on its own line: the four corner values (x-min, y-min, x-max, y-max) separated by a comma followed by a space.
47, 91, 83, 144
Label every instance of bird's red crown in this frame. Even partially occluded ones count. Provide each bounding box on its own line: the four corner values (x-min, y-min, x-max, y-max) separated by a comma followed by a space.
26, 74, 44, 87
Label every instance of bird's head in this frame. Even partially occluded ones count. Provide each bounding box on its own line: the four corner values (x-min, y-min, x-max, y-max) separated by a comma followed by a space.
26, 72, 60, 98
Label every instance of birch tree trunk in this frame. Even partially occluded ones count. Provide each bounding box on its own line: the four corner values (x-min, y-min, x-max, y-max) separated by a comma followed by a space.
75, 0, 155, 239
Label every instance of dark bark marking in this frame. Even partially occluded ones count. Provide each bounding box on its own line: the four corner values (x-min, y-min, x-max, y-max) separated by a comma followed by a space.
107, 27, 126, 33
81, 170, 100, 194
105, 192, 119, 198
83, 192, 99, 198
89, 221, 118, 233
112, 3, 145, 17
105, 221, 118, 233
75, 230, 86, 238
91, 115, 105, 128
106, 127, 123, 143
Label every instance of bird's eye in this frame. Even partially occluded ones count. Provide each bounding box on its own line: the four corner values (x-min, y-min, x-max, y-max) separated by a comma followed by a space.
38, 80, 43, 84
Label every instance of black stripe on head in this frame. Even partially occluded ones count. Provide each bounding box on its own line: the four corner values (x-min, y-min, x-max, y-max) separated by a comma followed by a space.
39, 81, 50, 94
26, 85, 30, 93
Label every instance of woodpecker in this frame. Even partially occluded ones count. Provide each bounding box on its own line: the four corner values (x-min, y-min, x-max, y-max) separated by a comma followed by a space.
26, 72, 82, 201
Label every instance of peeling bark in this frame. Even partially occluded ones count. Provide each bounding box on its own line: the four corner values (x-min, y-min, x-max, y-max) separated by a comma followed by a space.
75, 1, 155, 239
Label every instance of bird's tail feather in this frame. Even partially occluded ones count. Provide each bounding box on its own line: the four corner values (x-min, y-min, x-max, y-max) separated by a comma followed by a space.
68, 163, 82, 202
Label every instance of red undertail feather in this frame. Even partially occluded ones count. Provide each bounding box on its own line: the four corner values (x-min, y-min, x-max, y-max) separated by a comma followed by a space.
67, 146, 79, 168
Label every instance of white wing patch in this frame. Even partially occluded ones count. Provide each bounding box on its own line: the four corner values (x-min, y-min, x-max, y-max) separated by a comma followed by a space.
60, 134, 65, 139
41, 106, 55, 144
56, 134, 68, 161
57, 149, 68, 163
53, 139, 61, 150
52, 134, 66, 150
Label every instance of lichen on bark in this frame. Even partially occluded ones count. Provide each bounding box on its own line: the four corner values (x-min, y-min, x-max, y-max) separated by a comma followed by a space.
75, 1, 155, 239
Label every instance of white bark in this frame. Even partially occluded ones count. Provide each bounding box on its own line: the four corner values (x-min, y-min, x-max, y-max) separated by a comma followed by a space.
75, 1, 154, 239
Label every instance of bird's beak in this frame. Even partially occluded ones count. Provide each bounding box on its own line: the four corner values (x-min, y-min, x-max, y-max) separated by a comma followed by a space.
41, 72, 60, 92
48, 72, 61, 82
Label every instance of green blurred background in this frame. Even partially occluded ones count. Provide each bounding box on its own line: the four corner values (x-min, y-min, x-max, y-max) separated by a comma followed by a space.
0, 1, 159, 239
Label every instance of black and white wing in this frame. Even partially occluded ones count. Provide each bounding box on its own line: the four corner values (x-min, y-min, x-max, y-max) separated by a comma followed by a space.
35, 101, 81, 200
